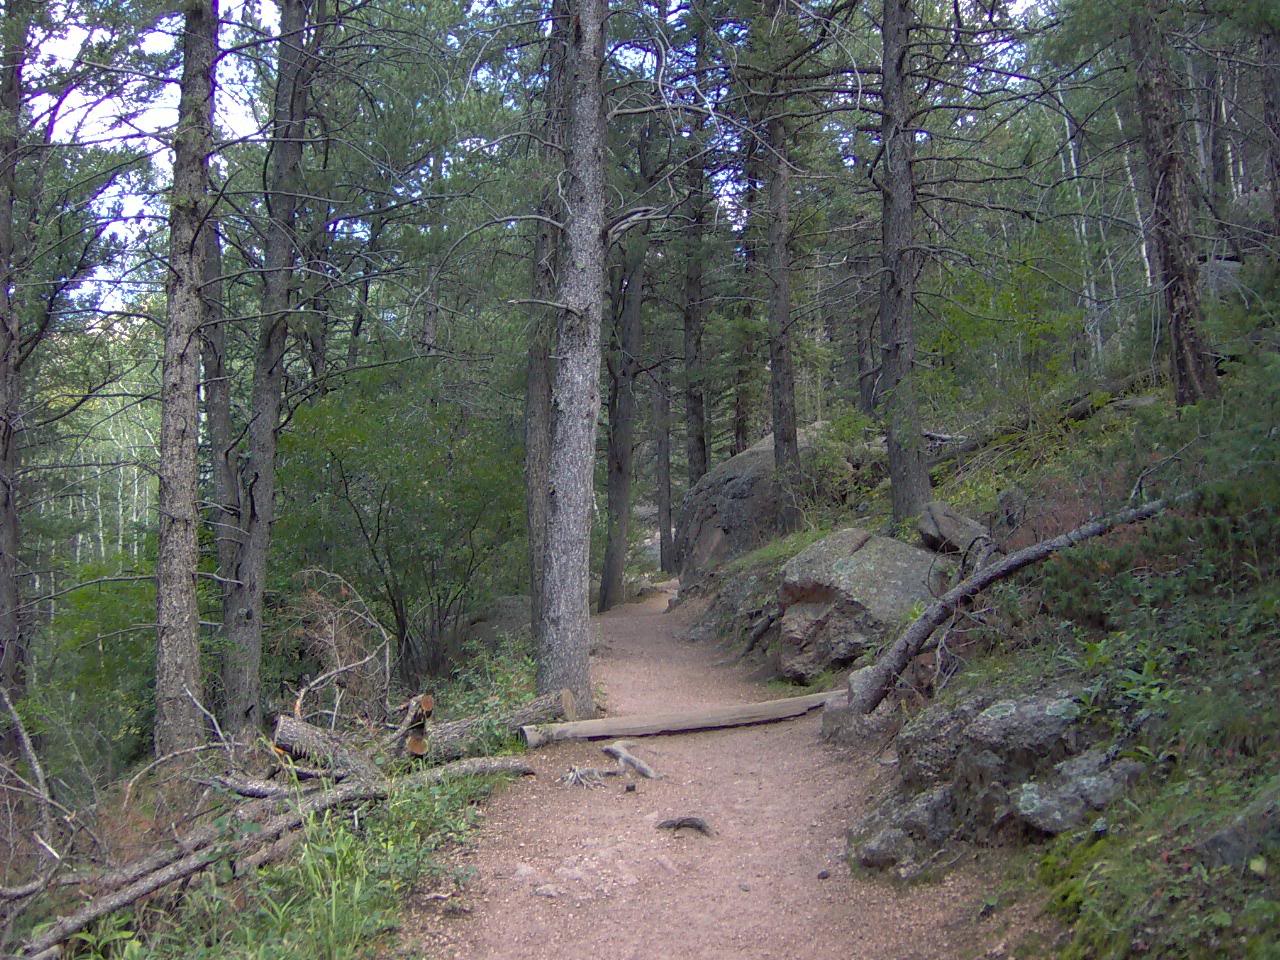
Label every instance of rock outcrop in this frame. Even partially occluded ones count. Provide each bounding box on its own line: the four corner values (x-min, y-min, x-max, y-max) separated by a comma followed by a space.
777, 528, 950, 682
674, 431, 816, 585
675, 426, 886, 586
844, 689, 1146, 877
917, 501, 993, 558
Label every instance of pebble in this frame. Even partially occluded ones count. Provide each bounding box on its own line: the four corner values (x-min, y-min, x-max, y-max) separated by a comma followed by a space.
554, 866, 587, 883
739, 882, 751, 892
532, 884, 564, 898
817, 869, 831, 880
511, 863, 540, 884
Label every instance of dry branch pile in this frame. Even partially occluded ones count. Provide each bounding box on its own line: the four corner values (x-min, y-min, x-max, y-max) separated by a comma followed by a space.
2, 682, 577, 959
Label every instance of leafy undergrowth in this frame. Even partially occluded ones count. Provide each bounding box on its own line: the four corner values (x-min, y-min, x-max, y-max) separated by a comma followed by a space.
50, 633, 538, 960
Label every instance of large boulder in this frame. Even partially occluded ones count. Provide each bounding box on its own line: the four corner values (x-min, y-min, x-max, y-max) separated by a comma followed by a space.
1015, 748, 1145, 835
953, 691, 1087, 841
674, 430, 817, 584
849, 688, 1148, 876
682, 566, 775, 647
897, 694, 994, 790
917, 501, 994, 558
776, 528, 951, 682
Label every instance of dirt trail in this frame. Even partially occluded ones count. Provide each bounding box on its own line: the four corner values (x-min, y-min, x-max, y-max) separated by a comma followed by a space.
402, 587, 1042, 960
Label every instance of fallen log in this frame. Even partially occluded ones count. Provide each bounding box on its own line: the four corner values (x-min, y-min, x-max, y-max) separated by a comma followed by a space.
848, 495, 1182, 718
272, 714, 381, 780
18, 755, 535, 959
520, 689, 840, 748
412, 688, 577, 760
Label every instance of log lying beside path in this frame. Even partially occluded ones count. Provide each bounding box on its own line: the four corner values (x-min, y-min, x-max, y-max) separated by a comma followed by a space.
520, 689, 841, 748
420, 688, 576, 760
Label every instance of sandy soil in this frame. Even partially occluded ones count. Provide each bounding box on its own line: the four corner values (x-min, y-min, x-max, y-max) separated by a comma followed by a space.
398, 587, 1048, 960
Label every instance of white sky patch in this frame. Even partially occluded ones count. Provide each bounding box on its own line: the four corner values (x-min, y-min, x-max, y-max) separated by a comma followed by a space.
34, 1, 279, 314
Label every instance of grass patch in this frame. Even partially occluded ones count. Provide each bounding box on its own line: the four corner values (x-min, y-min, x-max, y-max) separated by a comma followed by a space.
727, 525, 832, 575
766, 666, 846, 697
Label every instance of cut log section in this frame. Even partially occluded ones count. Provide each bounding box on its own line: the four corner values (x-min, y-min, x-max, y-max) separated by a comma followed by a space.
520, 689, 840, 748
272, 715, 381, 780
415, 688, 577, 760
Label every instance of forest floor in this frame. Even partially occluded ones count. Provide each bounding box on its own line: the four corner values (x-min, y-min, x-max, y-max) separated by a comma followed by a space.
397, 585, 1052, 959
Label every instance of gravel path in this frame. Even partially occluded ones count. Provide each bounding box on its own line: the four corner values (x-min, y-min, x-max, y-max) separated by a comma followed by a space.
400, 586, 1043, 959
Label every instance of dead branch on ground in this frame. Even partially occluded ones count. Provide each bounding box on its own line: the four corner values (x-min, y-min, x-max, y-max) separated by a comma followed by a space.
847, 495, 1186, 717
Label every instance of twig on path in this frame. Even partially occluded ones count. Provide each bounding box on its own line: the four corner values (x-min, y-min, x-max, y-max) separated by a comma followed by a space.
657, 816, 713, 836
601, 741, 660, 779
559, 766, 622, 788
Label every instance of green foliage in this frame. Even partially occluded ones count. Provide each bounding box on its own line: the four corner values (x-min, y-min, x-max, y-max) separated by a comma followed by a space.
273, 365, 526, 681
1039, 768, 1280, 960
802, 405, 882, 520
727, 526, 830, 575
121, 776, 495, 960
21, 559, 158, 790
425, 631, 539, 757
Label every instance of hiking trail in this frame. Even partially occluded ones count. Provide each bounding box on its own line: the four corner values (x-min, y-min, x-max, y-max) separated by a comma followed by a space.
400, 586, 1046, 959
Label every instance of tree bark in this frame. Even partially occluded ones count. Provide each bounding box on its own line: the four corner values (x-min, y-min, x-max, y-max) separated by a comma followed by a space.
877, 0, 932, 524
525, 0, 567, 638
653, 347, 676, 573
682, 13, 710, 487
221, 0, 319, 738
731, 139, 760, 458
155, 0, 218, 756
1262, 26, 1280, 242
271, 714, 381, 780
762, 0, 801, 534
535, 0, 606, 713
406, 688, 576, 760
1128, 1, 1219, 406
0, 6, 29, 727
199, 225, 237, 629
765, 109, 801, 533
521, 689, 840, 748
599, 229, 647, 612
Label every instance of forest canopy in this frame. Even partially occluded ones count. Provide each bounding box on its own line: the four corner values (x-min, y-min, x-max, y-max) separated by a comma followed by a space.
0, 0, 1273, 793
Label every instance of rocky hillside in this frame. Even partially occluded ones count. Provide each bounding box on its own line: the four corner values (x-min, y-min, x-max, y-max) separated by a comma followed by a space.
672, 366, 1280, 959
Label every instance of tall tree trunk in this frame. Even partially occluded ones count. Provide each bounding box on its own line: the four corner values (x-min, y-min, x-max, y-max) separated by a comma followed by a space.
0, 6, 28, 731
731, 139, 760, 458
535, 0, 606, 713
731, 325, 753, 456
526, 0, 567, 637
155, 0, 218, 756
199, 225, 237, 634
765, 109, 801, 532
683, 201, 708, 486
1263, 26, 1280, 242
762, 0, 801, 534
682, 14, 709, 487
222, 0, 316, 738
1129, 1, 1220, 406
599, 230, 647, 612
653, 348, 675, 574
878, 0, 931, 524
